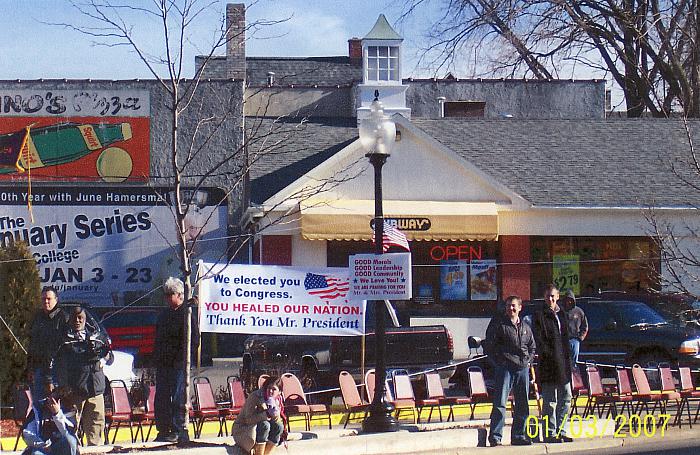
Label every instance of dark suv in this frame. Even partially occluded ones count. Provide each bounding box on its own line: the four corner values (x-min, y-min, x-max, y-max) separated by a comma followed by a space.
576, 299, 700, 368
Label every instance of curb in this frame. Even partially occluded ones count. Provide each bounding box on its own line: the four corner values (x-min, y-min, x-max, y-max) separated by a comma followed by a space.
7, 418, 695, 455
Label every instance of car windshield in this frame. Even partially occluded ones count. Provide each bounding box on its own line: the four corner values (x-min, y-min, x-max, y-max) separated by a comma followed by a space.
613, 301, 668, 327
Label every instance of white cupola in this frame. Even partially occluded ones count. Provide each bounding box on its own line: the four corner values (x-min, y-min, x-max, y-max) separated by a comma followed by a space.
356, 14, 411, 122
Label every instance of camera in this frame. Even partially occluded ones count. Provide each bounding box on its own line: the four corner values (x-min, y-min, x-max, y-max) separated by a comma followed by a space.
37, 385, 73, 405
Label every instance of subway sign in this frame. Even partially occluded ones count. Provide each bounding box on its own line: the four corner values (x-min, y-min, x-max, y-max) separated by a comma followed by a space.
369, 217, 431, 231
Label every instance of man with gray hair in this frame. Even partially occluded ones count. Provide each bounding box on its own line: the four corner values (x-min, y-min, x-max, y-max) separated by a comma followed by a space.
153, 277, 200, 443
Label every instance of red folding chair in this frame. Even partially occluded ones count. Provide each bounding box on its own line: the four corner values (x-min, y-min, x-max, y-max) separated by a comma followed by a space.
657, 365, 683, 426
365, 369, 395, 403
466, 366, 490, 419
338, 371, 368, 428
192, 376, 229, 438
257, 374, 270, 390
105, 379, 138, 443
133, 383, 156, 442
678, 367, 700, 425
281, 372, 331, 431
12, 386, 32, 450
582, 364, 633, 418
221, 376, 246, 435
570, 365, 589, 416
418, 371, 471, 423
631, 364, 664, 415
391, 372, 417, 423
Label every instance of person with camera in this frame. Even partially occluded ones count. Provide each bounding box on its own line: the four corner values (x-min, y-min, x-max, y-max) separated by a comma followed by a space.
27, 286, 69, 400
55, 306, 111, 446
232, 376, 285, 455
22, 380, 78, 455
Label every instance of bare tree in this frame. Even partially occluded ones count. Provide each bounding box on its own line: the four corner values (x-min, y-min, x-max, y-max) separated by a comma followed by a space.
51, 0, 361, 436
646, 118, 700, 296
400, 0, 700, 117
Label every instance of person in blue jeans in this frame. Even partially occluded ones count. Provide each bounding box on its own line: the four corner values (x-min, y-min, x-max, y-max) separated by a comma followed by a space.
153, 277, 200, 444
562, 290, 588, 366
532, 285, 573, 443
484, 295, 536, 447
27, 286, 69, 401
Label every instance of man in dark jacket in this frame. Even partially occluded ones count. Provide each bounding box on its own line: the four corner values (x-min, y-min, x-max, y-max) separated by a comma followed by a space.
532, 284, 573, 443
27, 286, 69, 400
562, 290, 588, 365
484, 295, 536, 447
153, 277, 200, 443
55, 306, 111, 446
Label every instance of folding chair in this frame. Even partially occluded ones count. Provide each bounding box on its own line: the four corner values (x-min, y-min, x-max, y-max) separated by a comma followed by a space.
613, 366, 636, 417
417, 371, 470, 423
192, 376, 229, 438
105, 379, 137, 443
678, 367, 700, 425
281, 372, 332, 431
570, 365, 589, 416
631, 364, 664, 415
391, 372, 418, 423
338, 371, 368, 428
221, 376, 246, 435
258, 374, 270, 390
12, 386, 32, 450
657, 365, 683, 427
582, 364, 633, 418
133, 383, 156, 442
466, 366, 490, 419
364, 369, 392, 403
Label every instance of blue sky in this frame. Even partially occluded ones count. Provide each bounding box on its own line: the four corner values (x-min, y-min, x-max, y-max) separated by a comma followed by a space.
0, 0, 437, 80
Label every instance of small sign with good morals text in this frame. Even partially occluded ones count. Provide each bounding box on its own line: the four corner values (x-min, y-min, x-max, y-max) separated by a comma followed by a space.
349, 253, 412, 300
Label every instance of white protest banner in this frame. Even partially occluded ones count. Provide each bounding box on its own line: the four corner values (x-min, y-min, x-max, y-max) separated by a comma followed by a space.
348, 253, 412, 300
198, 263, 366, 336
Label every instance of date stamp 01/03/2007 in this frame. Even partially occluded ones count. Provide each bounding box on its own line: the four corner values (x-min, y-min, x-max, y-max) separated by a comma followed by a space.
525, 414, 672, 440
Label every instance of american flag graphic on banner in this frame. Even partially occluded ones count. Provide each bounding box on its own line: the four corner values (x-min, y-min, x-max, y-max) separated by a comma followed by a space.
372, 221, 410, 253
304, 273, 350, 300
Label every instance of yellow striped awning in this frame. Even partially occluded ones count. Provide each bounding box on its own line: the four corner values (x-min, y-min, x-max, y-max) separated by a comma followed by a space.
300, 199, 498, 241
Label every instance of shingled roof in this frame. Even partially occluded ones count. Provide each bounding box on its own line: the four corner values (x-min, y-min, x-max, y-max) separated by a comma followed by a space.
410, 118, 700, 208
249, 117, 700, 209
247, 117, 358, 203
246, 57, 362, 87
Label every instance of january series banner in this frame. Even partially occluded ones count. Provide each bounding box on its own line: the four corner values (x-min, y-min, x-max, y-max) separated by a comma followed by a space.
198, 263, 366, 336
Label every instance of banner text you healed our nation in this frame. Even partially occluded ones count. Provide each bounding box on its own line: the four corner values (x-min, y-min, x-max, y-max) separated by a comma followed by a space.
198, 263, 366, 336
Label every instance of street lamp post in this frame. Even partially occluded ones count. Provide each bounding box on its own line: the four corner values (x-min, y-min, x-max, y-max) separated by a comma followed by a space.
360, 91, 400, 433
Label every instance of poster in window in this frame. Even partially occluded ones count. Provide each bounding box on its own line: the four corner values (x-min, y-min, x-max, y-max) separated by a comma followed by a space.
553, 255, 580, 295
440, 260, 468, 300
470, 260, 497, 300
415, 284, 434, 305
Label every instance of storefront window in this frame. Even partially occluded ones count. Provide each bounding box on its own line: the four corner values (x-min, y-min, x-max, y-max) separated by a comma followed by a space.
529, 236, 659, 297
327, 240, 500, 319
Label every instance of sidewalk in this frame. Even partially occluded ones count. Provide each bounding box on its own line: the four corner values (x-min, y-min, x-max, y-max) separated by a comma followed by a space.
3, 403, 697, 454
67, 418, 700, 455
